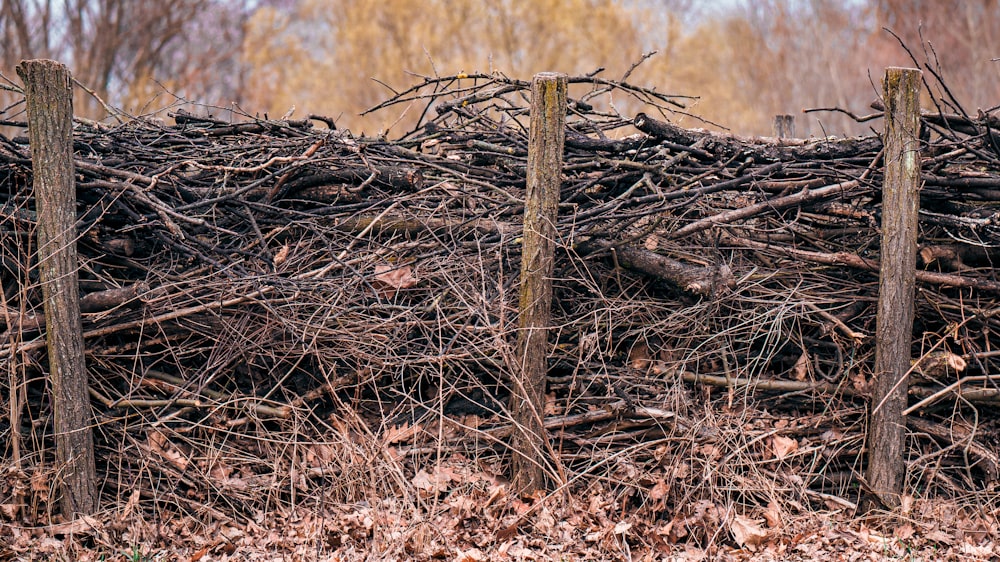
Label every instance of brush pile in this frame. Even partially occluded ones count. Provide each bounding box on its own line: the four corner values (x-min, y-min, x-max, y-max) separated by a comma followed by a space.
1, 66, 1000, 542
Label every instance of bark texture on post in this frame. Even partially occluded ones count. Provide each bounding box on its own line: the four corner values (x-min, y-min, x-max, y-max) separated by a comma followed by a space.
509, 72, 566, 495
17, 60, 98, 517
866, 67, 922, 511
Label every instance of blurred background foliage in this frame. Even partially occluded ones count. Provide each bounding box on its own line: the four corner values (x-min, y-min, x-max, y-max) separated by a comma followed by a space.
2, 0, 998, 136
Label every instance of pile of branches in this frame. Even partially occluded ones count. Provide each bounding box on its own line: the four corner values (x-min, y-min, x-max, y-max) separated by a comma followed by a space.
2, 63, 1000, 530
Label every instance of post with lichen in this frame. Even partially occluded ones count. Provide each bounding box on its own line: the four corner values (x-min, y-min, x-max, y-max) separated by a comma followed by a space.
16, 59, 98, 517
865, 67, 922, 512
509, 72, 567, 496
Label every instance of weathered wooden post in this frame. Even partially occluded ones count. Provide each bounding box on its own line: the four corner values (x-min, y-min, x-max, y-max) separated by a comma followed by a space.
16, 60, 98, 517
509, 72, 566, 495
773, 114, 795, 139
866, 67, 922, 511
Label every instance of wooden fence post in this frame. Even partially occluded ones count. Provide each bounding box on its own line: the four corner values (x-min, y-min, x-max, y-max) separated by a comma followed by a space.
865, 66, 922, 511
509, 72, 567, 495
773, 114, 795, 139
16, 60, 98, 517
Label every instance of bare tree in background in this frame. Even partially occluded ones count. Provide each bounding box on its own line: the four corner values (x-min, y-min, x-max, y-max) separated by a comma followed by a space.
669, 0, 1000, 136
871, 0, 1000, 115
239, 0, 647, 133
3, 0, 999, 137
736, 0, 877, 136
1, 0, 254, 119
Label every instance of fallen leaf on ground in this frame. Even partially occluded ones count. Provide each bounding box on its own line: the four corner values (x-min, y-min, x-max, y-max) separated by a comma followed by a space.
763, 502, 782, 529
375, 263, 418, 297
544, 392, 561, 415
629, 342, 651, 370
454, 548, 485, 561
900, 494, 913, 515
147, 429, 190, 471
411, 465, 457, 497
959, 541, 996, 557
383, 422, 420, 445
895, 523, 915, 541
0, 503, 20, 519
273, 244, 290, 267
649, 479, 669, 501
771, 435, 798, 460
730, 514, 767, 548
613, 520, 632, 535
48, 515, 103, 536
792, 352, 809, 381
